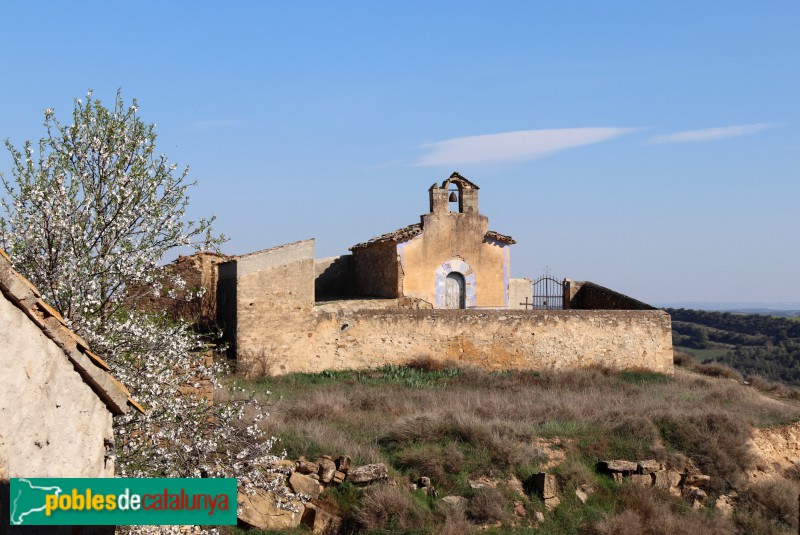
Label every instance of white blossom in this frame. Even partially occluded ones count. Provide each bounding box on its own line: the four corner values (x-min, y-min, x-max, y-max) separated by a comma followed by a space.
0, 91, 288, 526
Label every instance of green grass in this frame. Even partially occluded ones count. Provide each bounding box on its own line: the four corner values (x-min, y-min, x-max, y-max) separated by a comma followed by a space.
227, 364, 800, 534
618, 370, 672, 384
675, 346, 732, 362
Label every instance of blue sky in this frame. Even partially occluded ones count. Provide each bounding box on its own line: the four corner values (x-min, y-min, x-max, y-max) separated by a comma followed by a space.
0, 2, 798, 304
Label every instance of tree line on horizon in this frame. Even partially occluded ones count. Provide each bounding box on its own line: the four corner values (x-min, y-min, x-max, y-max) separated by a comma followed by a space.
666, 308, 800, 386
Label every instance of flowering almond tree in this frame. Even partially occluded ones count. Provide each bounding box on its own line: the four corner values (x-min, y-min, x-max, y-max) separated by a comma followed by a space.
0, 91, 290, 497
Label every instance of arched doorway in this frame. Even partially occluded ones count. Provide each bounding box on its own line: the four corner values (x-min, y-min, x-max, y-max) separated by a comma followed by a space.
445, 272, 466, 309
434, 259, 476, 309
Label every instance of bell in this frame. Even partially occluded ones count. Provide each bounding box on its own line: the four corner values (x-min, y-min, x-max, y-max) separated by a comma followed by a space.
448, 192, 458, 202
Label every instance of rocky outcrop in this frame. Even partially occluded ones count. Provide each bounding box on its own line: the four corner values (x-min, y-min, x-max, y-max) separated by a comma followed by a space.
347, 463, 389, 484
238, 454, 388, 532
597, 458, 711, 507
238, 488, 304, 531
747, 421, 800, 482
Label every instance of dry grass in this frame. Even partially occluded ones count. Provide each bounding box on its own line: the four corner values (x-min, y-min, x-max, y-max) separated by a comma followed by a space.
693, 362, 745, 382
353, 484, 431, 533
735, 479, 800, 533
231, 364, 800, 534
749, 374, 800, 401
673, 349, 695, 367
465, 487, 508, 524
594, 486, 737, 535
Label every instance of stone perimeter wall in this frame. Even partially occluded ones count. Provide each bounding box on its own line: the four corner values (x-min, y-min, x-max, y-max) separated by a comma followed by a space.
246, 308, 673, 376
218, 240, 673, 377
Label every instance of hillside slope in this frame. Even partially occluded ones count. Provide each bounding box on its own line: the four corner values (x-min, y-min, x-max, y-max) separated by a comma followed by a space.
667, 308, 800, 386
226, 362, 800, 535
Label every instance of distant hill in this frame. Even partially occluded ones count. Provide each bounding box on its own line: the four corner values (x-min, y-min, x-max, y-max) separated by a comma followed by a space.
657, 301, 800, 313
666, 308, 800, 386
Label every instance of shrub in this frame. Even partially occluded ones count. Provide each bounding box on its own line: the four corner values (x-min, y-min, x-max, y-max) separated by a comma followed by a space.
555, 457, 596, 491
735, 479, 800, 531
673, 350, 695, 367
656, 412, 753, 492
439, 507, 476, 535
749, 374, 800, 400
595, 484, 736, 535
404, 356, 448, 372
466, 487, 508, 524
395, 443, 465, 485
694, 362, 744, 382
353, 484, 430, 533
582, 416, 661, 461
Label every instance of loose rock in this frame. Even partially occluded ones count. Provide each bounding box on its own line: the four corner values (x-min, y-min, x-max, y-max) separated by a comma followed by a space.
528, 473, 558, 499
347, 463, 388, 484
684, 473, 711, 487
318, 458, 336, 483
289, 472, 322, 499
297, 460, 320, 475
598, 460, 638, 473
637, 460, 661, 474
238, 489, 303, 531
441, 495, 468, 508
468, 475, 499, 489
301, 503, 343, 535
715, 493, 736, 518
336, 455, 351, 473
629, 474, 653, 487
682, 485, 707, 508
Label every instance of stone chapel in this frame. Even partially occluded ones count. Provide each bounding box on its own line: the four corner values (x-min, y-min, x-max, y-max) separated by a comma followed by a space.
348, 172, 515, 308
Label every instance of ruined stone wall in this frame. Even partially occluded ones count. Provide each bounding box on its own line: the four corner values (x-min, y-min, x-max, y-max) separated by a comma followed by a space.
315, 255, 354, 300
224, 240, 317, 375
399, 212, 509, 307
352, 242, 401, 299
0, 293, 114, 479
216, 274, 237, 354
567, 281, 655, 310
133, 251, 225, 331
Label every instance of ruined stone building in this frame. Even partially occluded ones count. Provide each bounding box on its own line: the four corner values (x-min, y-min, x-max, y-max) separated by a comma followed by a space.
162, 172, 673, 377
0, 249, 140, 528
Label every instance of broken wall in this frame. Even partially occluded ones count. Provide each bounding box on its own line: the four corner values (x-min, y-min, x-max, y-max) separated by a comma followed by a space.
566, 280, 655, 310
219, 240, 316, 370
352, 242, 402, 298
315, 255, 354, 300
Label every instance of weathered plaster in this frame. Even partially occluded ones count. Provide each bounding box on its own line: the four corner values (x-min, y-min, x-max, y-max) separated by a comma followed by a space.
0, 295, 114, 478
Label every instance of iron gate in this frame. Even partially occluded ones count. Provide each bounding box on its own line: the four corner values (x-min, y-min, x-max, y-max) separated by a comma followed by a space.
531, 275, 564, 310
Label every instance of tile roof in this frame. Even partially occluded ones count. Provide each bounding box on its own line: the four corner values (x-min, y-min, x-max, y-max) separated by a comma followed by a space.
349, 223, 516, 250
0, 249, 140, 415
349, 223, 423, 251
485, 230, 516, 245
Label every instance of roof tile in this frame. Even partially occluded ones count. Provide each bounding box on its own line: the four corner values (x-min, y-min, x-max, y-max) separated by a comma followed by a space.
0, 249, 137, 415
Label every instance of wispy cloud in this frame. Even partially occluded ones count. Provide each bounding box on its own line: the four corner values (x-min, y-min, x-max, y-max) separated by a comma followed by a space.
190, 119, 242, 132
649, 123, 775, 144
413, 127, 637, 166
